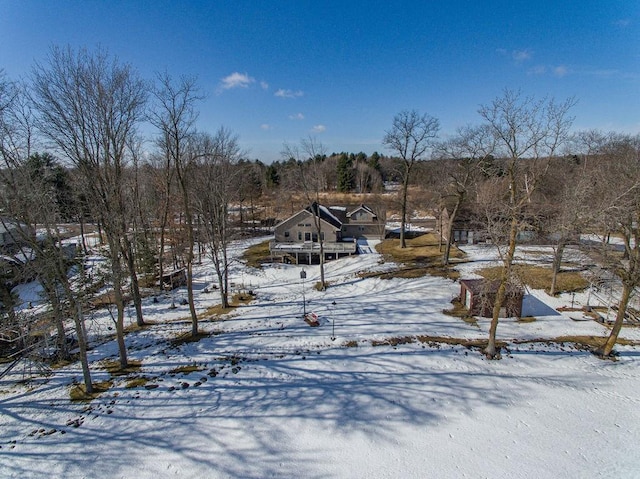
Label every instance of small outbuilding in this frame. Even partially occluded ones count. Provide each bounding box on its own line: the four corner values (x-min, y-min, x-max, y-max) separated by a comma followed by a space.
459, 279, 524, 318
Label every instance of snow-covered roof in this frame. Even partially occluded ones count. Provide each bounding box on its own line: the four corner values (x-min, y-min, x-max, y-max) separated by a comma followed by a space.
306, 202, 343, 229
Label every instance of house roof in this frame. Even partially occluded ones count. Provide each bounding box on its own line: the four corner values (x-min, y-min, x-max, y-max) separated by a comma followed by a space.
347, 204, 377, 219
306, 202, 343, 229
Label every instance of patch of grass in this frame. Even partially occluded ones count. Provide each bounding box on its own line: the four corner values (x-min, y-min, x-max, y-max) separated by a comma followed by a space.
372, 336, 415, 347
170, 363, 205, 375
443, 298, 478, 326
232, 292, 255, 305
415, 336, 508, 351
170, 331, 211, 347
477, 265, 589, 294
242, 240, 272, 268
124, 376, 151, 389
49, 354, 80, 369
517, 316, 537, 323
368, 334, 507, 351
69, 380, 113, 402
100, 359, 142, 377
517, 335, 640, 348
313, 280, 333, 291
202, 292, 256, 319
344, 340, 358, 348
375, 233, 462, 280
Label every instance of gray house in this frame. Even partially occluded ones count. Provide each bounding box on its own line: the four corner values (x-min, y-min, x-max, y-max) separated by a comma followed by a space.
270, 202, 384, 264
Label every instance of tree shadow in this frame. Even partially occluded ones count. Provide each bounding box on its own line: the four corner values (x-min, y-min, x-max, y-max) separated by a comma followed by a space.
0, 340, 596, 479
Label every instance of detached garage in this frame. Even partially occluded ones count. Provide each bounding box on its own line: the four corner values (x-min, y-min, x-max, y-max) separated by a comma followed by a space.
459, 279, 524, 318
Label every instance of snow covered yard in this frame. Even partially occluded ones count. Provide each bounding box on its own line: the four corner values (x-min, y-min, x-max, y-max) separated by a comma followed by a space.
1, 239, 639, 478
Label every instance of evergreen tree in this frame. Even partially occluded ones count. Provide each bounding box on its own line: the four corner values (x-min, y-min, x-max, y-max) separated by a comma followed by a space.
336, 153, 354, 192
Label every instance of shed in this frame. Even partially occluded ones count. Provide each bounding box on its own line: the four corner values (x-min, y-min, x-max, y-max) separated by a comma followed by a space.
459, 279, 524, 318
161, 269, 187, 290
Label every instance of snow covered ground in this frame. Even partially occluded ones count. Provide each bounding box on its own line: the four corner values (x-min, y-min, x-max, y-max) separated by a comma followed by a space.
1, 238, 639, 478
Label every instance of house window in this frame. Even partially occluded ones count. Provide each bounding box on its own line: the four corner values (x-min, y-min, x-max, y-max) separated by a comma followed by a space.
305, 223, 311, 227
320, 232, 325, 241
284, 231, 290, 238
297, 223, 304, 227
298, 232, 302, 240
312, 233, 318, 242
305, 232, 311, 241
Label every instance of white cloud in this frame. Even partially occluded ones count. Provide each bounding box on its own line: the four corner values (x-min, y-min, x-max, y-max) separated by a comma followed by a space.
311, 124, 326, 133
260, 81, 269, 90
529, 65, 547, 75
260, 124, 272, 130
289, 113, 305, 120
553, 65, 569, 77
613, 19, 631, 27
275, 88, 304, 99
219, 72, 255, 91
512, 49, 532, 63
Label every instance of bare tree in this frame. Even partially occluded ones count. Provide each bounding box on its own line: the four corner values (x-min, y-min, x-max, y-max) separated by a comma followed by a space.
383, 110, 440, 248
31, 46, 147, 368
0, 72, 95, 390
193, 128, 241, 308
478, 89, 575, 359
590, 134, 640, 357
149, 73, 203, 336
436, 124, 494, 265
282, 137, 329, 289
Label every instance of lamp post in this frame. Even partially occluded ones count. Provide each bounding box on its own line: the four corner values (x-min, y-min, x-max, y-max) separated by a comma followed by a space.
300, 268, 307, 318
331, 300, 336, 341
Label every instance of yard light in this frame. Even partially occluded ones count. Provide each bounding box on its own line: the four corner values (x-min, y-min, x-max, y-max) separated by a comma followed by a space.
331, 300, 336, 341
300, 268, 307, 318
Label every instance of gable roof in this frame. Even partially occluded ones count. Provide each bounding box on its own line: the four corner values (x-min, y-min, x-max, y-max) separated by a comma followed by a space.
306, 202, 343, 229
347, 204, 377, 219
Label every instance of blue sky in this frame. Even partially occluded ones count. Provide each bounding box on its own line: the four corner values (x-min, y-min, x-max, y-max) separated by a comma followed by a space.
0, 1, 638, 162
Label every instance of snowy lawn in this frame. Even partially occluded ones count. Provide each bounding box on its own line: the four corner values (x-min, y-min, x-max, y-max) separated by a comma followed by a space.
1, 239, 639, 478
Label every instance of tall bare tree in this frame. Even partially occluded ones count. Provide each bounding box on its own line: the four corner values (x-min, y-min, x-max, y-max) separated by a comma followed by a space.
478, 89, 575, 359
193, 128, 241, 308
436, 124, 494, 265
282, 136, 329, 289
590, 134, 640, 357
149, 73, 203, 336
31, 46, 147, 368
383, 110, 440, 248
0, 72, 95, 390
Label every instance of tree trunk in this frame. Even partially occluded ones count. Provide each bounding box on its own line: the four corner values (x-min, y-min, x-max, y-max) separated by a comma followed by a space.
46, 286, 70, 360
599, 282, 632, 357
442, 198, 462, 266
484, 213, 518, 359
176, 165, 198, 336
108, 236, 129, 368
72, 299, 93, 393
400, 174, 410, 248
187, 259, 198, 336
113, 283, 128, 369
79, 216, 89, 256
549, 239, 566, 296
122, 237, 145, 326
